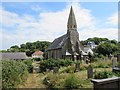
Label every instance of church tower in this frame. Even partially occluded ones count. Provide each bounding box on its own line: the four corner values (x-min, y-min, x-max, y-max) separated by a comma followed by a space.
66, 6, 81, 60
67, 6, 77, 30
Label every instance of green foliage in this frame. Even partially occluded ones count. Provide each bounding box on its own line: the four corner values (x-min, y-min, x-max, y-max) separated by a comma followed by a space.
2, 60, 28, 88
64, 74, 83, 89
94, 70, 113, 79
22, 59, 33, 73
6, 41, 51, 56
114, 72, 120, 77
117, 61, 120, 67
94, 42, 120, 56
80, 37, 109, 45
33, 57, 42, 61
40, 59, 74, 72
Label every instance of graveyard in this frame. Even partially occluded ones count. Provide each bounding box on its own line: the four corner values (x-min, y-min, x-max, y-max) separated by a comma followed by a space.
16, 57, 120, 89
1, 2, 120, 89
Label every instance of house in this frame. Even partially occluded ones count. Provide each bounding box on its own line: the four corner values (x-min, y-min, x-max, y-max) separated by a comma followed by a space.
32, 51, 43, 58
87, 41, 98, 49
45, 6, 87, 61
0, 52, 28, 60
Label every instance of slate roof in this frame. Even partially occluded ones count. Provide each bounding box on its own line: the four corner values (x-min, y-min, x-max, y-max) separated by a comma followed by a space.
0, 52, 28, 60
46, 34, 67, 51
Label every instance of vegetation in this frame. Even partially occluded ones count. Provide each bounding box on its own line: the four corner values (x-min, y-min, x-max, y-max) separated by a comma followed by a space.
2, 60, 28, 88
61, 60, 112, 73
80, 37, 108, 45
22, 59, 33, 73
40, 59, 74, 72
94, 70, 113, 79
3, 41, 51, 56
94, 41, 120, 56
64, 74, 83, 89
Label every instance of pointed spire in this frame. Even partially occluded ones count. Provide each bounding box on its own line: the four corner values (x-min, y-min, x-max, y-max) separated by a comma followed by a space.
67, 6, 77, 30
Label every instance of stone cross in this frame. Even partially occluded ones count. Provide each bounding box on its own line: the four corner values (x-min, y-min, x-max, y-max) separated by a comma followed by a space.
112, 58, 117, 68
87, 65, 93, 79
53, 67, 59, 74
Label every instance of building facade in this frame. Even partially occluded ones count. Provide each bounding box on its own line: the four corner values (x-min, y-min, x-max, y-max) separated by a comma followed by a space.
45, 6, 87, 60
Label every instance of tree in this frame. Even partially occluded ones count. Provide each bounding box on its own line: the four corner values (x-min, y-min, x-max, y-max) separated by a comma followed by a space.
94, 42, 120, 56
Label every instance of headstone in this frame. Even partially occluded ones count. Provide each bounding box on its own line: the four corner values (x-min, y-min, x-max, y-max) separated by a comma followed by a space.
53, 67, 59, 73
74, 62, 80, 72
112, 58, 117, 68
87, 65, 93, 79
117, 54, 120, 62
86, 59, 89, 64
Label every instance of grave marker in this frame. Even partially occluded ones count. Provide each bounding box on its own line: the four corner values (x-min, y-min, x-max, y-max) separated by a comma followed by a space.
88, 65, 93, 79
74, 62, 80, 72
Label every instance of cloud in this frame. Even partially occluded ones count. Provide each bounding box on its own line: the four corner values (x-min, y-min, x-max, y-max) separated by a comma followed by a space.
31, 5, 41, 11
1, 3, 118, 50
106, 12, 118, 26
79, 28, 118, 40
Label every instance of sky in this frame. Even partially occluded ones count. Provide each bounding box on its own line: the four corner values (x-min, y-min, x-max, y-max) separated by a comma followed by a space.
0, 2, 118, 50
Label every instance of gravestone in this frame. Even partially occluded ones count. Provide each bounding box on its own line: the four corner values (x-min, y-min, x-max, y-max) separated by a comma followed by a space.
74, 62, 80, 72
112, 58, 117, 68
53, 67, 59, 73
87, 65, 93, 79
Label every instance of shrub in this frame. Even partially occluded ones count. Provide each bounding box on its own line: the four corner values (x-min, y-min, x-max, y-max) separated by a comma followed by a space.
40, 59, 74, 72
64, 74, 82, 89
32, 57, 42, 61
94, 70, 113, 79
117, 61, 120, 67
2, 60, 28, 88
22, 59, 33, 73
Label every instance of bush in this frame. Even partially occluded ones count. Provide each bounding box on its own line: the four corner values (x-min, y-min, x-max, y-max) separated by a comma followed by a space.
22, 59, 33, 73
94, 70, 113, 79
40, 59, 74, 72
32, 57, 42, 61
64, 74, 82, 89
2, 60, 28, 88
117, 61, 120, 67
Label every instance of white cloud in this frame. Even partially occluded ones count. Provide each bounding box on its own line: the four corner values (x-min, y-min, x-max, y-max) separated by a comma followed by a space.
1, 3, 118, 50
79, 28, 118, 40
106, 12, 118, 26
31, 5, 41, 11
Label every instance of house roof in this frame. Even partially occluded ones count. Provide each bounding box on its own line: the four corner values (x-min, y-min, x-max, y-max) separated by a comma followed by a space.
32, 51, 43, 55
0, 52, 28, 60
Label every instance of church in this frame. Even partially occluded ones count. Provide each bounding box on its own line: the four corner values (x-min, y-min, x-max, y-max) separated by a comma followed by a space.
45, 6, 88, 60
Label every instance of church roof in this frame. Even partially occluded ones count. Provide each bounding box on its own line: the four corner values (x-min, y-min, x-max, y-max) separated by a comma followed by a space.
45, 34, 67, 51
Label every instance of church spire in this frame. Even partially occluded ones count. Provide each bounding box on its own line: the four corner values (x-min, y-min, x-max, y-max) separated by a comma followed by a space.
67, 6, 77, 30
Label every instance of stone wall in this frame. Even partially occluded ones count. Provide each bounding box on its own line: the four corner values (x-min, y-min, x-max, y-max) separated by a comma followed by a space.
91, 77, 120, 90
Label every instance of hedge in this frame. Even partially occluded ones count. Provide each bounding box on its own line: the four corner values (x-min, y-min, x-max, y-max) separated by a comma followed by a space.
2, 60, 28, 88
39, 59, 74, 72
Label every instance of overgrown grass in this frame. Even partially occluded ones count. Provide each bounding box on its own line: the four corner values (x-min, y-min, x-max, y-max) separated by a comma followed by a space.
60, 60, 112, 73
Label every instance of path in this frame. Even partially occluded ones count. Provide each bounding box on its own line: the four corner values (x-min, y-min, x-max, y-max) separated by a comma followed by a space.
18, 73, 46, 88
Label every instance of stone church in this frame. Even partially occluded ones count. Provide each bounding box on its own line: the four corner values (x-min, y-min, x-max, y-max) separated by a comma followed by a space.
45, 6, 88, 60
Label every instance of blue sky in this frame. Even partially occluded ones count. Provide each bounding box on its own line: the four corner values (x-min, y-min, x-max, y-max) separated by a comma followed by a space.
0, 2, 118, 50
